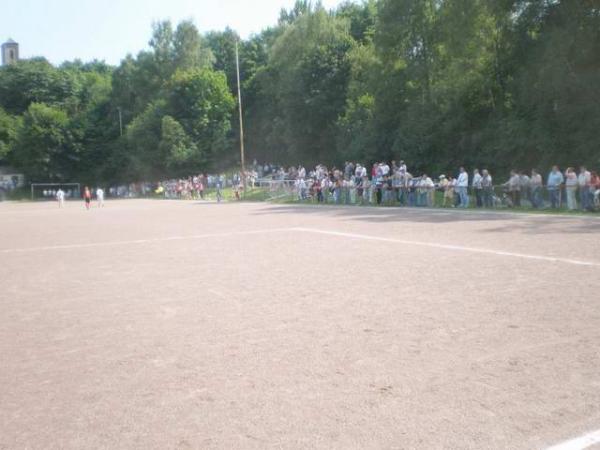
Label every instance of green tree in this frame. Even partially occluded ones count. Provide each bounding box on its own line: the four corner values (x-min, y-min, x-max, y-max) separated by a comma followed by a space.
261, 7, 355, 163
0, 107, 18, 161
166, 68, 235, 167
336, 0, 377, 43
123, 101, 165, 180
11, 103, 77, 181
0, 58, 81, 115
159, 115, 197, 169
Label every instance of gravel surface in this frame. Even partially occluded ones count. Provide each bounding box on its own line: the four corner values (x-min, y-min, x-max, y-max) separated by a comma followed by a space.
1, 200, 599, 449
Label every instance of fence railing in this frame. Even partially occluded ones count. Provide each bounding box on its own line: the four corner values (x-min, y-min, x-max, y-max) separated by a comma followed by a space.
248, 179, 600, 212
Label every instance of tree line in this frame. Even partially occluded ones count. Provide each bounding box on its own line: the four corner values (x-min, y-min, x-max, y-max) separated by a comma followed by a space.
0, 0, 598, 184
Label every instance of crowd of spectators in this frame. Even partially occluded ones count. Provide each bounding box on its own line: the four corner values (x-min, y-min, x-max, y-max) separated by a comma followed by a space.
94, 159, 600, 212
153, 173, 248, 201
256, 160, 600, 212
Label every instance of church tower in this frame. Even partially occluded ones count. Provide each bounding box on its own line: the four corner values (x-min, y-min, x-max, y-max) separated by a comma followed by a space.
2, 39, 19, 66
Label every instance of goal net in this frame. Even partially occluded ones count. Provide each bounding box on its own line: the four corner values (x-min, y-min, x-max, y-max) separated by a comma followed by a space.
31, 183, 81, 201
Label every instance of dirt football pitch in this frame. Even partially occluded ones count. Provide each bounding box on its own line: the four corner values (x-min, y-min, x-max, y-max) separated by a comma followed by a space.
1, 199, 600, 450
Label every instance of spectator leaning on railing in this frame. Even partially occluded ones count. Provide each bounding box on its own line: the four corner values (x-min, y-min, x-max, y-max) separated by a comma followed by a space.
547, 166, 564, 209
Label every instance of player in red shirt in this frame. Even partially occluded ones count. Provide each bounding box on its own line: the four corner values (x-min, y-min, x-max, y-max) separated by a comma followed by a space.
83, 186, 92, 210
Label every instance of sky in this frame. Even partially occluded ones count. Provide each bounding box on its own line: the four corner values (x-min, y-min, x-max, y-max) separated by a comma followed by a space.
1, 0, 345, 66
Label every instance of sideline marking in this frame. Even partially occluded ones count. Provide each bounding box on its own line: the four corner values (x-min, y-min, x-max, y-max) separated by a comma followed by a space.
292, 227, 600, 268
3, 226, 600, 267
546, 429, 600, 450
0, 228, 293, 254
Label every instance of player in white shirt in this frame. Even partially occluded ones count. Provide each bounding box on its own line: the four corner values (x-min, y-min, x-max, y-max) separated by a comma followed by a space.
56, 189, 65, 208
96, 188, 105, 207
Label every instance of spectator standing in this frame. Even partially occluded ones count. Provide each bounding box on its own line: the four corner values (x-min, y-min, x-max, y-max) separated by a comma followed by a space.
199, 175, 206, 200
530, 170, 543, 208
472, 169, 483, 207
439, 175, 448, 207
481, 170, 493, 208
398, 160, 407, 174
381, 162, 390, 177
591, 171, 600, 208
297, 178, 308, 201
354, 164, 362, 184
519, 171, 531, 206
403, 172, 413, 206
456, 167, 469, 208
547, 166, 564, 209
383, 175, 393, 205
215, 176, 223, 203
362, 176, 371, 205
565, 168, 578, 210
444, 176, 455, 207
375, 174, 383, 205
298, 166, 306, 180
420, 174, 435, 207
505, 170, 521, 207
578, 166, 591, 210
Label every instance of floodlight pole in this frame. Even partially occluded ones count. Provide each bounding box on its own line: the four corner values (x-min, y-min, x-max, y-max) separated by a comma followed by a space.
235, 39, 246, 190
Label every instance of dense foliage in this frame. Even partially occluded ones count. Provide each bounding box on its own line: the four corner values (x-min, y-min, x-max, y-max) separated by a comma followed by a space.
0, 0, 598, 183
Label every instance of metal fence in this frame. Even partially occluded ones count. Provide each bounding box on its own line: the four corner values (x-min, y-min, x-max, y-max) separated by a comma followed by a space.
249, 179, 600, 212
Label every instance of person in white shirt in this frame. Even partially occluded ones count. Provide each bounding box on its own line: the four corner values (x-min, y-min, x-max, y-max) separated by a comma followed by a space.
296, 178, 307, 200
419, 174, 435, 207
398, 160, 407, 174
354, 164, 362, 183
96, 188, 105, 207
578, 166, 592, 210
472, 169, 483, 207
56, 189, 65, 208
320, 177, 330, 203
481, 170, 493, 208
381, 163, 390, 176
565, 167, 578, 210
519, 171, 531, 205
530, 169, 543, 208
504, 170, 521, 207
441, 176, 452, 207
456, 167, 469, 208
361, 176, 371, 204
298, 166, 306, 180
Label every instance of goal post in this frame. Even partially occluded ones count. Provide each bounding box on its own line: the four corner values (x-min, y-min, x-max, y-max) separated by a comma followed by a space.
31, 183, 81, 201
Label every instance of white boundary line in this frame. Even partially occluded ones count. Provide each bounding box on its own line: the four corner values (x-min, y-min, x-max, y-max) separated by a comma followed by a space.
3, 226, 600, 268
291, 227, 600, 268
546, 429, 600, 450
0, 228, 292, 254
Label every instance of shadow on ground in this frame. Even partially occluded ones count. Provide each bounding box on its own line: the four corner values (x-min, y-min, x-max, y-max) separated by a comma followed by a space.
249, 203, 600, 235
